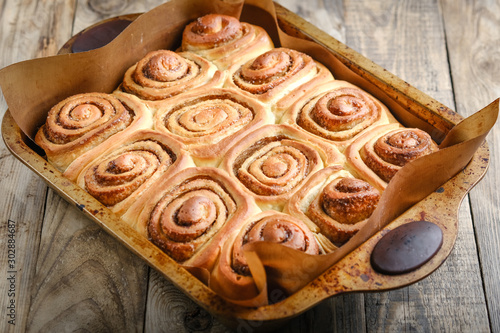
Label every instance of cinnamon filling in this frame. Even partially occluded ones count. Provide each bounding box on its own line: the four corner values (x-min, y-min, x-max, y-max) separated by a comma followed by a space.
320, 178, 380, 224
231, 215, 319, 276
142, 52, 189, 82
175, 196, 217, 227
297, 87, 380, 142
362, 128, 439, 182
184, 14, 242, 47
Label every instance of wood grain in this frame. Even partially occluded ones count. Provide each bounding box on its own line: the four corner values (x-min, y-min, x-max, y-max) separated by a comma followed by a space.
441, 0, 500, 332
72, 0, 165, 35
343, 0, 490, 331
144, 269, 231, 333
0, 1, 76, 332
266, 1, 367, 332
18, 1, 165, 332
0, 0, 497, 332
26, 190, 149, 332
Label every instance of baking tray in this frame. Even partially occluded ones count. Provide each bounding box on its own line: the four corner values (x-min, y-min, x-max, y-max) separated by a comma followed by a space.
1, 2, 490, 330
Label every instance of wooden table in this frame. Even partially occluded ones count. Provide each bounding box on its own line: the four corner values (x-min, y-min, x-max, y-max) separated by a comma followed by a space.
1, 0, 499, 332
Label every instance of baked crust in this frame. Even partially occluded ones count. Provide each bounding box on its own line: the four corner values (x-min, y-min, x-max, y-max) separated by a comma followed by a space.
285, 166, 381, 244
220, 124, 345, 211
35, 92, 152, 172
225, 48, 334, 121
281, 80, 399, 151
182, 14, 274, 70
153, 87, 273, 166
345, 124, 439, 191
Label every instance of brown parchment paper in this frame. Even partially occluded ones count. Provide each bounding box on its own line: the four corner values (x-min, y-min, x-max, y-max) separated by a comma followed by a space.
0, 0, 245, 140
0, 0, 497, 308
240, 99, 498, 306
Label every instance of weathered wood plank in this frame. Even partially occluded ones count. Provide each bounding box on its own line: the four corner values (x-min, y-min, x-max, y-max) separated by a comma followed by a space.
26, 190, 149, 332
266, 2, 369, 332
20, 0, 167, 332
145, 269, 231, 333
1, 0, 496, 332
144, 0, 357, 331
343, 0, 490, 331
0, 1, 77, 332
441, 0, 500, 331
275, 0, 346, 43
0, 165, 46, 333
72, 0, 165, 37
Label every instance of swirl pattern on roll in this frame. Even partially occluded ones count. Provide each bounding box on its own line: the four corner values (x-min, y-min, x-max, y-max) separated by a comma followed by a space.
231, 48, 312, 95
308, 176, 380, 244
226, 48, 334, 120
236, 138, 318, 196
181, 14, 274, 70
63, 130, 193, 218
148, 176, 235, 262
40, 93, 131, 145
120, 50, 222, 102
232, 213, 320, 274
154, 88, 271, 165
362, 127, 439, 183
35, 92, 151, 172
126, 167, 256, 268
83, 139, 173, 207
283, 81, 394, 146
345, 124, 439, 191
221, 125, 343, 210
211, 211, 319, 300
285, 166, 380, 244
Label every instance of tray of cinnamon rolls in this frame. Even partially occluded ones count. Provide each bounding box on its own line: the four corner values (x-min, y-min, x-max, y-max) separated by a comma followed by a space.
1, 0, 493, 329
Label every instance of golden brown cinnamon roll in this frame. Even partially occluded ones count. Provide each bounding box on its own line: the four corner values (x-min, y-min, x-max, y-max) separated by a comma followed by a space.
122, 167, 259, 270
220, 124, 344, 211
153, 88, 273, 166
225, 48, 334, 121
210, 211, 321, 301
281, 81, 398, 151
345, 124, 439, 190
181, 14, 274, 70
119, 50, 224, 108
35, 92, 152, 172
285, 166, 380, 244
63, 129, 194, 217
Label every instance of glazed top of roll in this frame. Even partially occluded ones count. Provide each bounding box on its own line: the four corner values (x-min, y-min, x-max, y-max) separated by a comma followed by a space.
220, 124, 345, 211
35, 92, 152, 172
345, 124, 439, 191
120, 50, 224, 104
181, 14, 274, 70
281, 80, 399, 151
225, 47, 334, 120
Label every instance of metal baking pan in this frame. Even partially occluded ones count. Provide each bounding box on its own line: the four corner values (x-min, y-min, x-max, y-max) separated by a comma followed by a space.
1, 2, 490, 330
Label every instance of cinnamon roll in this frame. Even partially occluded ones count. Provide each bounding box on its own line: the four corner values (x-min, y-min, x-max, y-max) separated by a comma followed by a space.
181, 14, 274, 70
225, 48, 334, 121
63, 129, 195, 217
153, 88, 273, 166
345, 124, 439, 190
220, 124, 344, 211
210, 211, 321, 301
281, 81, 398, 151
35, 92, 152, 172
285, 166, 380, 244
122, 167, 259, 270
119, 50, 224, 109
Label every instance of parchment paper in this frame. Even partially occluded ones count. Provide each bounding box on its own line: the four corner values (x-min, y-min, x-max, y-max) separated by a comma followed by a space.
0, 0, 497, 308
